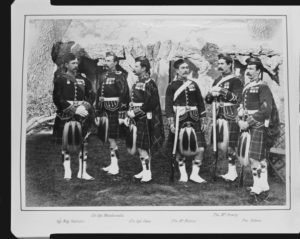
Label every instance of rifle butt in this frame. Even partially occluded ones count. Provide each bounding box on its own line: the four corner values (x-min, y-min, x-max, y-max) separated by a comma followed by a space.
212, 151, 218, 181
239, 166, 244, 187
169, 154, 176, 182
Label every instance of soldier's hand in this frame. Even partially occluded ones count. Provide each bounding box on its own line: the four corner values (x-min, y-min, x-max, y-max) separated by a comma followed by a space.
75, 105, 88, 117
127, 110, 135, 118
238, 120, 243, 129
95, 117, 100, 126
200, 118, 207, 132
237, 107, 244, 118
170, 124, 176, 134
124, 117, 130, 127
238, 120, 249, 130
243, 121, 249, 130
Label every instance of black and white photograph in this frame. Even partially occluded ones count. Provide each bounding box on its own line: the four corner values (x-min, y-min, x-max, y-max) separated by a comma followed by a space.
23, 15, 288, 208
11, 2, 300, 237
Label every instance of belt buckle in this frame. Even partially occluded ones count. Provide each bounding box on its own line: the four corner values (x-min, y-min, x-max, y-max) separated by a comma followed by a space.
129, 102, 134, 107
186, 106, 190, 111
99, 96, 104, 102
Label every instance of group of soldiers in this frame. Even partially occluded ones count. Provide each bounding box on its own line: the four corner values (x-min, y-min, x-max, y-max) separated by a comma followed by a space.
52, 50, 277, 201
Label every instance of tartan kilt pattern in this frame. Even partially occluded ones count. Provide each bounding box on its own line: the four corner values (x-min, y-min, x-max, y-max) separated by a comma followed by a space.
105, 109, 120, 139
227, 119, 240, 148
248, 126, 267, 161
135, 115, 151, 151
210, 118, 240, 149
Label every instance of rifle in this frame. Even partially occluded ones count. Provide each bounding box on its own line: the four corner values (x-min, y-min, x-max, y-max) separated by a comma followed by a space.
212, 98, 219, 181
238, 111, 247, 187
170, 108, 180, 182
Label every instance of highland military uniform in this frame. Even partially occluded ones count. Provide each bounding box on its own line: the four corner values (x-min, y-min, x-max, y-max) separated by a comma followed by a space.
165, 72, 207, 183
239, 81, 274, 162
95, 69, 130, 139
52, 71, 95, 180
205, 73, 243, 149
53, 72, 95, 139
205, 72, 243, 182
237, 80, 275, 199
237, 57, 278, 200
95, 68, 130, 175
166, 79, 207, 149
127, 72, 165, 182
128, 73, 164, 151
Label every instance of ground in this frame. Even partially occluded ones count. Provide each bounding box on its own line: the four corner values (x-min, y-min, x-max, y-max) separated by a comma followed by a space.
25, 130, 286, 207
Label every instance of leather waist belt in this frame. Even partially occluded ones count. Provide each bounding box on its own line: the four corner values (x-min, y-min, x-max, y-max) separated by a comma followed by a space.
130, 102, 143, 107
67, 100, 83, 105
245, 109, 258, 114
103, 97, 119, 101
219, 102, 235, 106
173, 106, 197, 117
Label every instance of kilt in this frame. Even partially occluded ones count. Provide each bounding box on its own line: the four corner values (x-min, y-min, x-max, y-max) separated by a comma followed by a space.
248, 126, 267, 161
105, 109, 120, 139
226, 119, 240, 148
135, 115, 151, 151
53, 114, 93, 140
167, 113, 206, 154
210, 118, 240, 149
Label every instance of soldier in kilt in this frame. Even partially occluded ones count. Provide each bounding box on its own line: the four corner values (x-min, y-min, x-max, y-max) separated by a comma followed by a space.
205, 53, 244, 182
237, 57, 275, 200
126, 56, 165, 182
95, 52, 130, 175
53, 53, 95, 180
165, 59, 207, 183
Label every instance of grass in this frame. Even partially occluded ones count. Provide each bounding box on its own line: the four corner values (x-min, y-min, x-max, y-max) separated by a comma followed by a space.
25, 130, 286, 207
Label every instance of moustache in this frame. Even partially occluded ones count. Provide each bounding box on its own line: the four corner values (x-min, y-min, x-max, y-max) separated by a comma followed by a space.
246, 72, 251, 76
218, 67, 224, 71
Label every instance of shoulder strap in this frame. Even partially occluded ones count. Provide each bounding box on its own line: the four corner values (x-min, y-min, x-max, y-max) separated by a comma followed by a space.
173, 80, 193, 102
215, 74, 236, 87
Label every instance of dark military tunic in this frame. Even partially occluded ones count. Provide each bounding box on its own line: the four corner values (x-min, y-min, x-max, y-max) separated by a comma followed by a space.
129, 73, 165, 151
165, 77, 206, 151
205, 74, 243, 148
95, 69, 130, 139
52, 71, 95, 138
240, 81, 274, 161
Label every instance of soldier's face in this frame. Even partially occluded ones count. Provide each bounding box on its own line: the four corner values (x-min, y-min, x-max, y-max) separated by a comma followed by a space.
105, 56, 117, 70
133, 62, 144, 76
245, 64, 260, 81
65, 59, 78, 73
176, 63, 189, 78
218, 59, 231, 74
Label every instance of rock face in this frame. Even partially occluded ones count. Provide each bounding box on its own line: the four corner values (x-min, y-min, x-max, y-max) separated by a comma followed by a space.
27, 20, 72, 121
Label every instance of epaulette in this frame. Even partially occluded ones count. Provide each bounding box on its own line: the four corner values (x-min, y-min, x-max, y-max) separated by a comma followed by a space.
80, 73, 87, 78
115, 71, 122, 75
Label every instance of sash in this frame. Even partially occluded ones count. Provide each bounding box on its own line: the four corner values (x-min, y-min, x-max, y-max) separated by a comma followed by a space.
173, 80, 193, 102
214, 74, 236, 88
